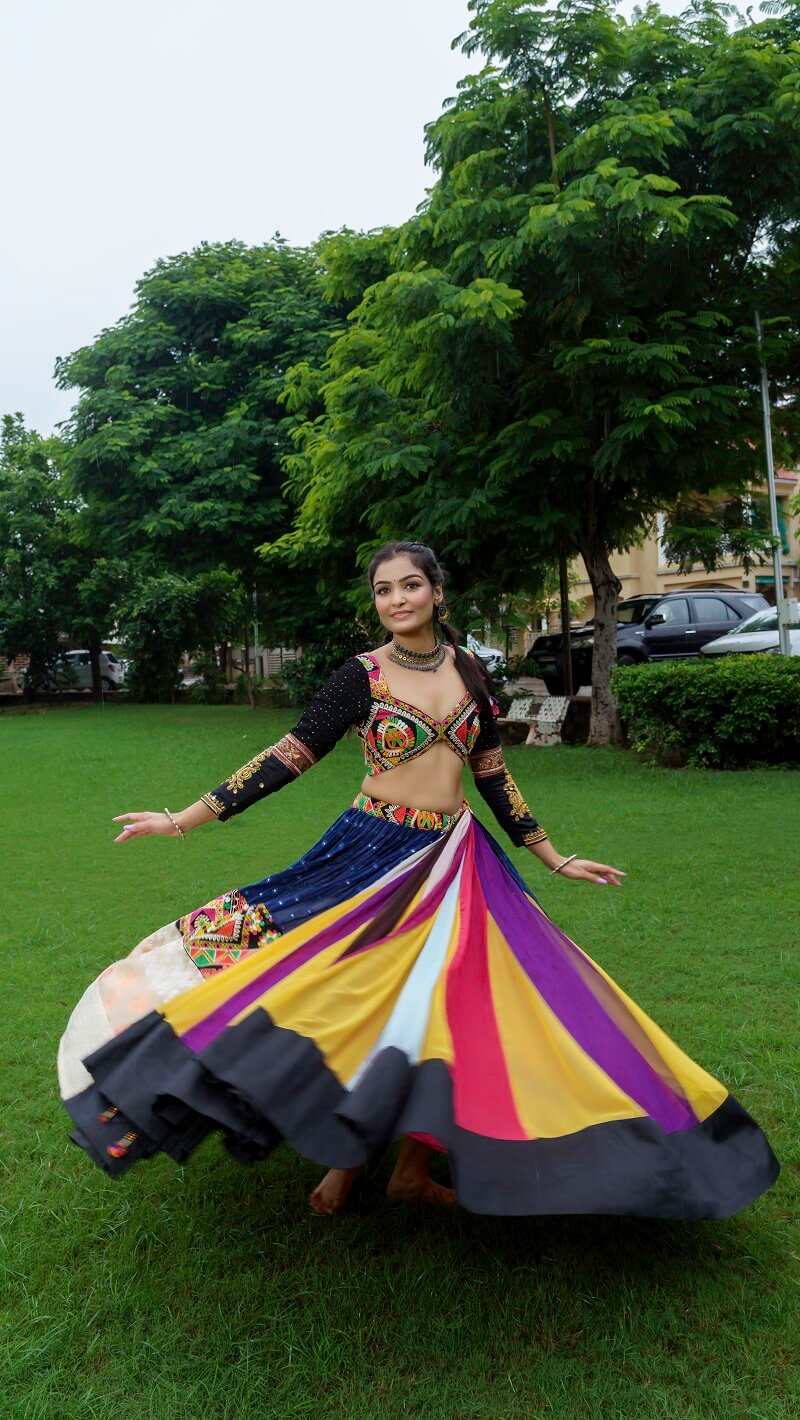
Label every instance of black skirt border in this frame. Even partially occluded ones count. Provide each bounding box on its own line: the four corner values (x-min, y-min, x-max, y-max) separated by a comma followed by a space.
65, 1008, 780, 1220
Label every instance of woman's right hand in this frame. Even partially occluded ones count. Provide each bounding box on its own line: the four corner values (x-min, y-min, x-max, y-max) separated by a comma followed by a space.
113, 812, 181, 843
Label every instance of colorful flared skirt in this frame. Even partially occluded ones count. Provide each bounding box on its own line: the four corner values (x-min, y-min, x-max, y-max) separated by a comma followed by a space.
62, 795, 779, 1218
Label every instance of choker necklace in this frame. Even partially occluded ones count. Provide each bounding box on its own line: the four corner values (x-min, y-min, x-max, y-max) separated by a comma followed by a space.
389, 638, 446, 672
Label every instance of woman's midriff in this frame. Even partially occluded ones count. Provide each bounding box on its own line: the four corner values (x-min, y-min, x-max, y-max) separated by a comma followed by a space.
358, 742, 467, 816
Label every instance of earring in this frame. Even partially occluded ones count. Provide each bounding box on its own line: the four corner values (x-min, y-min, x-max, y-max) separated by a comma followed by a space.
437, 602, 449, 624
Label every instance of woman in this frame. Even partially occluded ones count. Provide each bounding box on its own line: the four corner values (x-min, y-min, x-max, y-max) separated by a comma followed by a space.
61, 542, 779, 1218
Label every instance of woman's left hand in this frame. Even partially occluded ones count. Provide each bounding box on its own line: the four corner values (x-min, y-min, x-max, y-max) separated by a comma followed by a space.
558, 858, 626, 887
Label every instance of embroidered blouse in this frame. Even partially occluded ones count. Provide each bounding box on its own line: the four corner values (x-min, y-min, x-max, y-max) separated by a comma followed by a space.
355, 653, 482, 772
201, 653, 547, 848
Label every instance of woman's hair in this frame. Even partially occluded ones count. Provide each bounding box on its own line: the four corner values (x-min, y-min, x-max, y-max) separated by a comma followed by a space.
366, 540, 492, 715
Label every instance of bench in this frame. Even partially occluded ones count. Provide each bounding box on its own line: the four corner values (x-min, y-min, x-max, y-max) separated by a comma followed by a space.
498, 693, 571, 746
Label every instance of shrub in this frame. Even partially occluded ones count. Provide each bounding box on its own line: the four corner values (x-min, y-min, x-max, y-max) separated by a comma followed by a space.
505, 653, 543, 679
283, 622, 367, 707
612, 656, 800, 769
233, 671, 288, 706
188, 653, 227, 704
254, 671, 292, 708
120, 570, 243, 703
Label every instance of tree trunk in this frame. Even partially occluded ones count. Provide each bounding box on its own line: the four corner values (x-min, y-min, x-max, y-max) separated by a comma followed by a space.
88, 632, 102, 702
542, 88, 558, 176
579, 486, 622, 747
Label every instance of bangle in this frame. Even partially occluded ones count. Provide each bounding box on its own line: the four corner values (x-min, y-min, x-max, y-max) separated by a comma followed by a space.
163, 807, 186, 841
548, 853, 577, 876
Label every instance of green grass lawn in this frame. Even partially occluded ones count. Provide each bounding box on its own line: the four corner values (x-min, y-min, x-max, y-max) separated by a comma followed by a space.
2, 703, 798, 1420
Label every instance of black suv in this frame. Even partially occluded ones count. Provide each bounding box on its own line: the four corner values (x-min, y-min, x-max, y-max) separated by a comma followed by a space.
530, 589, 770, 695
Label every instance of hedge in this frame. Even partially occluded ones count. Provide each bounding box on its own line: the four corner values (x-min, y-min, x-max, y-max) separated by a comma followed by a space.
612, 655, 800, 769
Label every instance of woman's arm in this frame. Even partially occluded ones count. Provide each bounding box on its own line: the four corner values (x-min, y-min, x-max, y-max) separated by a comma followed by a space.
469, 740, 549, 848
525, 832, 625, 887
113, 800, 217, 842
469, 714, 625, 887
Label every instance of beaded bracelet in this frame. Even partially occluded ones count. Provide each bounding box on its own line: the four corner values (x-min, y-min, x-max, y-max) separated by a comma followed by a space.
164, 807, 186, 841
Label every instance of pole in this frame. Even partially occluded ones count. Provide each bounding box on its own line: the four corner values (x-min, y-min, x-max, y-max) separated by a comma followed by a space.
559, 550, 574, 697
252, 589, 260, 678
754, 311, 791, 655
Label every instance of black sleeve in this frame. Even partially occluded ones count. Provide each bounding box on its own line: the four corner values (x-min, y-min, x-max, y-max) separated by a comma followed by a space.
468, 708, 548, 848
200, 658, 371, 822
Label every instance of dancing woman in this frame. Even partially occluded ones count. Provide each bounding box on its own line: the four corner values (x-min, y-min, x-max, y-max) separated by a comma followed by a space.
60, 542, 778, 1218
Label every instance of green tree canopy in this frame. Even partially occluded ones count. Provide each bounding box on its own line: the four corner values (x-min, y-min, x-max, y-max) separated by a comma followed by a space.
119, 568, 245, 704
661, 492, 778, 575
0, 415, 75, 691
0, 415, 133, 698
56, 239, 344, 588
266, 0, 800, 741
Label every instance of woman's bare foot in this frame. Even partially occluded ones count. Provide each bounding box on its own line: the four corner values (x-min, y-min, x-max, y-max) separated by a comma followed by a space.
385, 1136, 455, 1206
386, 1173, 455, 1206
308, 1166, 360, 1216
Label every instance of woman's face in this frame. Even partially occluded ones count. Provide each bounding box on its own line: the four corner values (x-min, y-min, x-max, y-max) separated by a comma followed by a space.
372, 555, 442, 638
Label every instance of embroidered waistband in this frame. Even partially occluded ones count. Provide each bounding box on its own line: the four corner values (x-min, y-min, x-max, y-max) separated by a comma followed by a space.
352, 792, 468, 832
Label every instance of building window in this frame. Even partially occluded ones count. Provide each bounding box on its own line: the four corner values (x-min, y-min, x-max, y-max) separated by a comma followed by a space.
778, 499, 790, 556
656, 512, 668, 566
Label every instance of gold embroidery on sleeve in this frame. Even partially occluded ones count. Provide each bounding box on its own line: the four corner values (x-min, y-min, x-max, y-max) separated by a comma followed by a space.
200, 792, 226, 818
225, 747, 273, 793
503, 768, 532, 823
470, 746, 504, 778
522, 827, 549, 846
224, 734, 317, 794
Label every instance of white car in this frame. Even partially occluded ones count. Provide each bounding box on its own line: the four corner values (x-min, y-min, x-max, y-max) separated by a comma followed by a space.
24, 650, 126, 691
466, 633, 506, 676
700, 607, 800, 656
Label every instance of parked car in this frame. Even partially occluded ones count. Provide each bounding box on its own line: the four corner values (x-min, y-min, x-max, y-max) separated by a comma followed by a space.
530, 590, 769, 694
466, 632, 506, 676
700, 606, 800, 657
22, 650, 126, 692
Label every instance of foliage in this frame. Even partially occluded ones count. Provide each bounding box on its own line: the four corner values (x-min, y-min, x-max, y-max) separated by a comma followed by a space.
9, 2, 800, 713
266, 0, 800, 746
662, 493, 778, 574
506, 652, 544, 679
0, 415, 135, 698
70, 556, 132, 693
56, 240, 343, 592
613, 655, 800, 768
283, 620, 370, 706
232, 671, 291, 706
119, 569, 244, 703
188, 651, 228, 705
0, 416, 77, 691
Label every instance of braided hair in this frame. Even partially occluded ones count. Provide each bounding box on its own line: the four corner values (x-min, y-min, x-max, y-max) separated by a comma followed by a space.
366, 540, 492, 715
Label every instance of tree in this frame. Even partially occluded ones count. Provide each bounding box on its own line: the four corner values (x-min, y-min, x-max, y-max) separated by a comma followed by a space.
661, 492, 779, 575
267, 0, 800, 742
0, 416, 76, 694
0, 416, 133, 699
56, 239, 344, 644
119, 569, 244, 703
71, 557, 131, 698
266, 227, 553, 631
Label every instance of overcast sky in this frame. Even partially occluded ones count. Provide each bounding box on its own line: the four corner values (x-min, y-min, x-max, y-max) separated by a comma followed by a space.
1, 0, 684, 436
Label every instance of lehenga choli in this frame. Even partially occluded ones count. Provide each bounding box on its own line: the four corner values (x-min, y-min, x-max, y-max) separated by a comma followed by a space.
59, 652, 779, 1217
